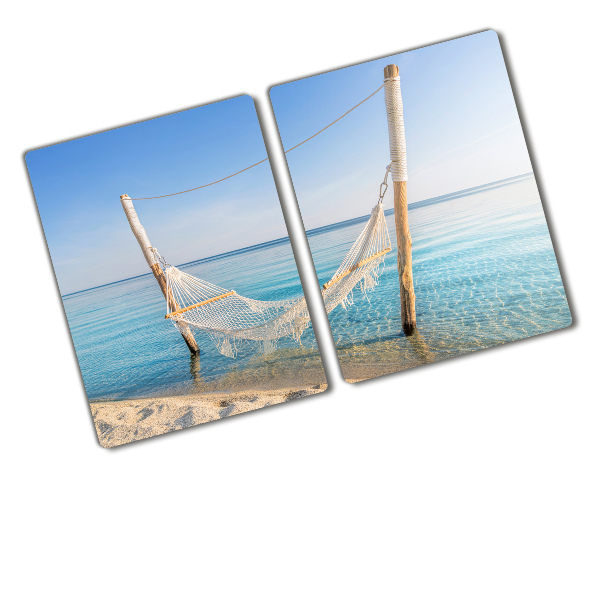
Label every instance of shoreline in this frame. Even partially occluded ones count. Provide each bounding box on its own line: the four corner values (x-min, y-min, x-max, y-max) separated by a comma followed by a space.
91, 384, 327, 448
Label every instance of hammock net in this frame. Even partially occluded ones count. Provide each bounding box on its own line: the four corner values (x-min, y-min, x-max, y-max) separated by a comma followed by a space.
160, 200, 391, 358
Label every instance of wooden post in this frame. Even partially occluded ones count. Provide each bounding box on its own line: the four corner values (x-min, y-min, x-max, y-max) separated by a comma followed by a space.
384, 64, 417, 336
120, 194, 199, 355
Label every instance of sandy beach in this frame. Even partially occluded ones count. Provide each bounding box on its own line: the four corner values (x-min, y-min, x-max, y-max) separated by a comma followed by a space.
91, 383, 327, 448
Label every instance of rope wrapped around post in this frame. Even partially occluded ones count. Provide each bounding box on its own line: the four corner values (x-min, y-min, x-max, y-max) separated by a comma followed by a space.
384, 75, 408, 183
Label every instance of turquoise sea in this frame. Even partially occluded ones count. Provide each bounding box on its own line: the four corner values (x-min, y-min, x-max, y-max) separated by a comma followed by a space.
307, 173, 571, 379
64, 236, 324, 401
63, 172, 570, 399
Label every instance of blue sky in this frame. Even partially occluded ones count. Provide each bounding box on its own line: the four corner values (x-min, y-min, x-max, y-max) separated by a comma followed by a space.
28, 31, 531, 295
27, 95, 285, 295
270, 31, 532, 230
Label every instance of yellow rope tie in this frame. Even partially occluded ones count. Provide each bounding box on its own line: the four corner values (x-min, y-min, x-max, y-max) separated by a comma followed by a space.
165, 291, 236, 319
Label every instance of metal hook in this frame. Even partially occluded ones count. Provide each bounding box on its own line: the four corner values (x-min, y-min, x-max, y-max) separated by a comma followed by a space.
378, 163, 393, 203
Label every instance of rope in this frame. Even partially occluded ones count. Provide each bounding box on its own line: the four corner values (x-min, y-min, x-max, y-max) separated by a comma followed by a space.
383, 75, 407, 182
129, 158, 270, 201
129, 84, 385, 201
283, 84, 384, 153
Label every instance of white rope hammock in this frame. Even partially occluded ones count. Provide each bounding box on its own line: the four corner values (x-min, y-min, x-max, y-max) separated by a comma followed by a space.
159, 194, 391, 358
120, 77, 409, 357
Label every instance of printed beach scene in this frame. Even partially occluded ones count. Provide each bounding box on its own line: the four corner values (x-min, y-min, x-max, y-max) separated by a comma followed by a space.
270, 31, 571, 382
26, 95, 327, 447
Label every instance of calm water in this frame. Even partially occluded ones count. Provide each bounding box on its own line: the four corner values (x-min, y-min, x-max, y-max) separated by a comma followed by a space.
65, 172, 570, 399
64, 238, 323, 401
307, 173, 571, 378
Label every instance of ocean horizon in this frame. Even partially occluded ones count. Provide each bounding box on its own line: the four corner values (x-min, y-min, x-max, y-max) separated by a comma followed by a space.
63, 172, 535, 299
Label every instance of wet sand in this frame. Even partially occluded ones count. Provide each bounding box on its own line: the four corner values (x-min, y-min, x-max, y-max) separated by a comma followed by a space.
91, 384, 327, 448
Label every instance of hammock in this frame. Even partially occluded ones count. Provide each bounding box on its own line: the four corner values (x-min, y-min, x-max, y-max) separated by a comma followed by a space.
160, 200, 392, 358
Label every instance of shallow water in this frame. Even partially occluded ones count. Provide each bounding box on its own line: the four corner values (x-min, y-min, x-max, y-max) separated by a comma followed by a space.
306, 173, 571, 379
65, 172, 570, 399
64, 237, 324, 401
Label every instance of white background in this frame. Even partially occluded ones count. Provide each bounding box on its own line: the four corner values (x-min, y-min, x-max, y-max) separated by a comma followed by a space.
2, 2, 598, 598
